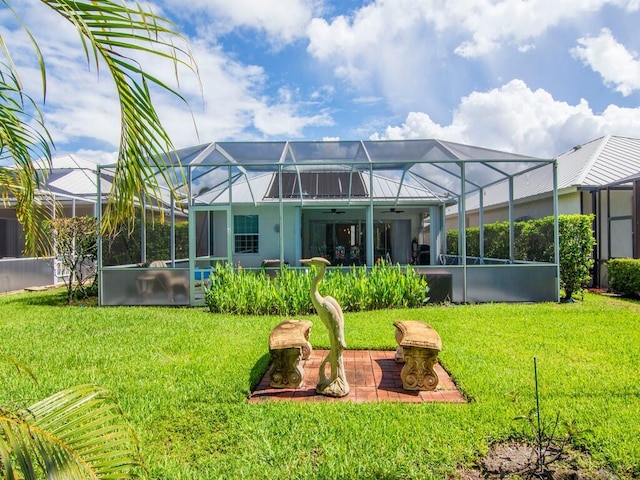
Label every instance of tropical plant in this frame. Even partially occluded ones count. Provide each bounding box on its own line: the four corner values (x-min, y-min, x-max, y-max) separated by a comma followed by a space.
204, 262, 429, 315
0, 0, 197, 255
1, 354, 147, 479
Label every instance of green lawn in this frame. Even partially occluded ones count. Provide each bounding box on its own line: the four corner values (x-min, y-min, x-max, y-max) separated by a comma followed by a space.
1, 290, 638, 479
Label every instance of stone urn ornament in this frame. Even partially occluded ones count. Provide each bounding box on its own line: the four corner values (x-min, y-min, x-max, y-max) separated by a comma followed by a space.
300, 257, 350, 397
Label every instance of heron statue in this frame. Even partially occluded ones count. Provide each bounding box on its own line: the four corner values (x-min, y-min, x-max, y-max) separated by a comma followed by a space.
300, 257, 350, 397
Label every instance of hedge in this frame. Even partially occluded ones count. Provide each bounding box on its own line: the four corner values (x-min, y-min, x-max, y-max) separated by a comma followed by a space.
102, 219, 189, 266
608, 258, 640, 296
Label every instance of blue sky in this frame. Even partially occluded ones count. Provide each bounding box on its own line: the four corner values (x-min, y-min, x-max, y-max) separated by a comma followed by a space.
3, 0, 640, 164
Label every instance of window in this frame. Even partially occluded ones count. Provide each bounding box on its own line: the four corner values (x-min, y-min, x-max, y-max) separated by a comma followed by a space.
234, 215, 259, 253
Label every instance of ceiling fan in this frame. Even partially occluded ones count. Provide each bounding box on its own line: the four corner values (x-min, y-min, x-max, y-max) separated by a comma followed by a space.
322, 208, 346, 214
381, 207, 405, 214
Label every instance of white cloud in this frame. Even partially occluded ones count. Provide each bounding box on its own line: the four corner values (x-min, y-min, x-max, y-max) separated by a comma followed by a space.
307, 0, 428, 86
572, 28, 640, 96
157, 40, 334, 141
164, 0, 318, 47
306, 0, 640, 116
72, 149, 118, 165
372, 79, 640, 157
305, 0, 640, 110
6, 0, 640, 166
2, 1, 335, 160
253, 104, 333, 137
439, 0, 639, 58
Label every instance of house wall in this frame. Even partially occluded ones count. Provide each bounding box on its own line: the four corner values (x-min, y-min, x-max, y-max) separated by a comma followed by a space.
210, 205, 427, 268
0, 208, 23, 258
226, 205, 302, 268
578, 188, 634, 289
300, 207, 424, 265
447, 195, 558, 230
1, 202, 98, 259
598, 188, 633, 262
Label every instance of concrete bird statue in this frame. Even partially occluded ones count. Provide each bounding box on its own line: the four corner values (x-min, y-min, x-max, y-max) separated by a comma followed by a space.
300, 257, 349, 397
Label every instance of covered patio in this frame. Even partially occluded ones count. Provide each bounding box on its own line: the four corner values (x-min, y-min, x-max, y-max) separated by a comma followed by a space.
97, 139, 560, 306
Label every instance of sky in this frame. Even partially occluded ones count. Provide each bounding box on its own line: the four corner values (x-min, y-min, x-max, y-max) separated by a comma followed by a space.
3, 0, 640, 165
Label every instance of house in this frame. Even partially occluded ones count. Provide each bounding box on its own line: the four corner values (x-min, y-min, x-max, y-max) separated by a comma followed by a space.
0, 155, 106, 293
0, 154, 177, 293
1, 140, 562, 304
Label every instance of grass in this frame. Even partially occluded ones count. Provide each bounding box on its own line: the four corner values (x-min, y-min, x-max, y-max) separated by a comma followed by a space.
1, 289, 639, 479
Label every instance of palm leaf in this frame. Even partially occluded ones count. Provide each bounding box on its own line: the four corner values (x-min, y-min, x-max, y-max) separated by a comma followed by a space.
0, 384, 147, 479
0, 0, 198, 254
41, 0, 198, 234
0, 66, 54, 256
0, 354, 38, 383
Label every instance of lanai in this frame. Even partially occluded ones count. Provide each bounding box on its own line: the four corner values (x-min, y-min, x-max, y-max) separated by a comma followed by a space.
97, 139, 559, 306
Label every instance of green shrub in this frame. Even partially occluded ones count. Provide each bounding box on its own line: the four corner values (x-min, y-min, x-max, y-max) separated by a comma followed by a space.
203, 262, 429, 315
558, 214, 595, 301
447, 221, 512, 259
608, 258, 640, 296
102, 217, 189, 266
515, 217, 555, 262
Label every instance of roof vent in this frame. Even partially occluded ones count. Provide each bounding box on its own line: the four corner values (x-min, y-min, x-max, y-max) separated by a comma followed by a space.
572, 145, 582, 151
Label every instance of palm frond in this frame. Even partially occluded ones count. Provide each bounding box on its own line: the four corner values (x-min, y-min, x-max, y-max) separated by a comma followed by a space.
0, 384, 147, 479
0, 65, 54, 256
41, 0, 198, 234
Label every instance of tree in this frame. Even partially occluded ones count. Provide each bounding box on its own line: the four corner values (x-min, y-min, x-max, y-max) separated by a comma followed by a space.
49, 216, 98, 304
558, 214, 595, 301
0, 0, 197, 255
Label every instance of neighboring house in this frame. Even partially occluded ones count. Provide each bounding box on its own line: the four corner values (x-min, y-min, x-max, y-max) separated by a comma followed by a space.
0, 154, 177, 293
1, 155, 103, 259
0, 155, 104, 293
454, 135, 640, 287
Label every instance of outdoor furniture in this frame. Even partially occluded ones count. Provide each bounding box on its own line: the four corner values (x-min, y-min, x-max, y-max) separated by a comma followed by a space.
268, 320, 313, 388
136, 272, 157, 297
135, 260, 188, 301
394, 320, 442, 391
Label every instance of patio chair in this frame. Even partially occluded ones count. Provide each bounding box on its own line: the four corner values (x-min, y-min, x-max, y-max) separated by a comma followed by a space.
147, 260, 188, 300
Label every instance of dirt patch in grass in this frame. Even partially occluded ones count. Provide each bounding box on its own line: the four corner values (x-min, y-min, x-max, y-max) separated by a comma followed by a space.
453, 441, 622, 479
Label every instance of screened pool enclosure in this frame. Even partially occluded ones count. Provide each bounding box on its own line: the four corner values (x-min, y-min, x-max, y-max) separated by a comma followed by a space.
97, 139, 560, 306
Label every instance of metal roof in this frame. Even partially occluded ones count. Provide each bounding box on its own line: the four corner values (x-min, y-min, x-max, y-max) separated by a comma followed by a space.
151, 139, 552, 205
552, 135, 640, 188
32, 155, 107, 203
26, 140, 555, 210
31, 154, 175, 208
